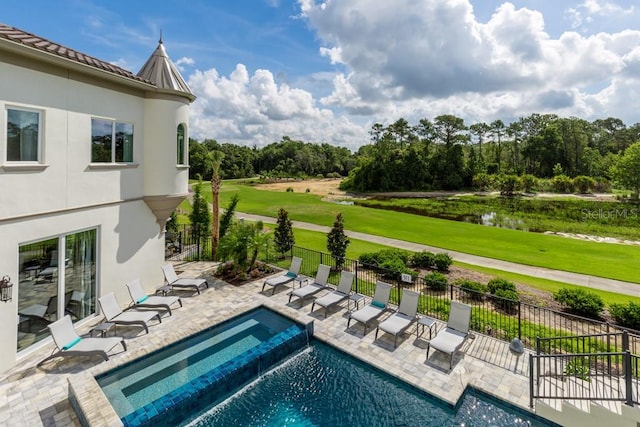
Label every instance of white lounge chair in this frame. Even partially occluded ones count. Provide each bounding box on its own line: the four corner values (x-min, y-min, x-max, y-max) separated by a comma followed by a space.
126, 279, 182, 316
162, 264, 209, 294
38, 315, 126, 366
262, 256, 303, 295
98, 292, 161, 334
288, 264, 331, 304
375, 289, 420, 347
311, 270, 354, 317
426, 301, 472, 368
347, 281, 392, 334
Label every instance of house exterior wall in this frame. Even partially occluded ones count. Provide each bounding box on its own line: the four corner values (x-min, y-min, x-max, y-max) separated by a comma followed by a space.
0, 42, 188, 371
143, 97, 190, 197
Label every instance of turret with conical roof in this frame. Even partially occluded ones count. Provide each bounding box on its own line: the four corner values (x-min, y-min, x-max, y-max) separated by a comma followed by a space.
137, 37, 195, 101
140, 37, 195, 231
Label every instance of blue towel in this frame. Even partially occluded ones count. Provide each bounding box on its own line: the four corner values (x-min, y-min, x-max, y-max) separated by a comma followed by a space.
137, 295, 149, 303
62, 337, 81, 350
371, 300, 385, 309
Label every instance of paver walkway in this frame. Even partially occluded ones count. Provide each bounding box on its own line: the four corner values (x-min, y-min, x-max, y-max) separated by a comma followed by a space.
238, 212, 640, 297
0, 262, 538, 426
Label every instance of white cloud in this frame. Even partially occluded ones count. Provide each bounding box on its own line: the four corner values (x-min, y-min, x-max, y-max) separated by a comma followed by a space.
566, 0, 635, 30
188, 65, 367, 149
187, 0, 640, 151
298, 0, 640, 128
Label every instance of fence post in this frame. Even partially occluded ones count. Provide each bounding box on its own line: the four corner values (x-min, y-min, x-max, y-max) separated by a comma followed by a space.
529, 353, 535, 408
517, 300, 522, 340
535, 336, 541, 404
624, 349, 633, 406
449, 283, 453, 300
354, 260, 359, 294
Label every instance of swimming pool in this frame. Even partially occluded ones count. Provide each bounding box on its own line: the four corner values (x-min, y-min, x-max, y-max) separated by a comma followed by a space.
96, 307, 309, 427
183, 342, 557, 427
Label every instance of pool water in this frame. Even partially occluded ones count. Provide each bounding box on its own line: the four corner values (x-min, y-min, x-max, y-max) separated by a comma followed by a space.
96, 308, 308, 426
184, 342, 556, 427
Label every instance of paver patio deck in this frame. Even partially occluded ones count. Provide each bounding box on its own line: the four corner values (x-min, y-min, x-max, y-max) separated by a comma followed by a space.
0, 261, 538, 426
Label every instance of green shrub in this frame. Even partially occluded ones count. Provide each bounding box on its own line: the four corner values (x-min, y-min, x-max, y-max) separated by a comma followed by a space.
487, 278, 516, 294
550, 174, 574, 193
378, 257, 414, 281
358, 249, 411, 268
493, 288, 519, 312
498, 174, 521, 196
433, 253, 453, 272
286, 187, 294, 192
520, 174, 538, 193
411, 251, 435, 269
553, 288, 604, 318
455, 279, 487, 301
472, 173, 493, 191
358, 251, 379, 266
593, 177, 611, 193
609, 302, 640, 331
573, 175, 595, 194
564, 357, 591, 381
425, 271, 448, 291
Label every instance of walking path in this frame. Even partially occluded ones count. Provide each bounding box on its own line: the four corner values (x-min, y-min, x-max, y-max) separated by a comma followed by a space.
238, 212, 640, 298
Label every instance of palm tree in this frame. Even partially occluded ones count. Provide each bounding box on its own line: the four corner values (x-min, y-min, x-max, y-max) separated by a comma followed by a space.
209, 150, 224, 260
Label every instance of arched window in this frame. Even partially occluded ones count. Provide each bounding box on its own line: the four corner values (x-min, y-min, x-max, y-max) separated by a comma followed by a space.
177, 123, 186, 165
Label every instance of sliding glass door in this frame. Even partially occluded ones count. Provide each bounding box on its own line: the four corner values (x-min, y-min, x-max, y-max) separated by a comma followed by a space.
17, 229, 97, 352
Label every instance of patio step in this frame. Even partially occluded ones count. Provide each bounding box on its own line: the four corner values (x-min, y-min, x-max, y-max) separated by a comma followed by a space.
535, 399, 640, 427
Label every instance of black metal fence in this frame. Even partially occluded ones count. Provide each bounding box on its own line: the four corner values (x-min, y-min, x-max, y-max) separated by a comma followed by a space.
285, 246, 640, 354
530, 332, 640, 407
166, 237, 640, 354
165, 226, 212, 261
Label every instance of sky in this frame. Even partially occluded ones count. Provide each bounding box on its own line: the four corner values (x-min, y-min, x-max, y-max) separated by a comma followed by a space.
2, 0, 640, 150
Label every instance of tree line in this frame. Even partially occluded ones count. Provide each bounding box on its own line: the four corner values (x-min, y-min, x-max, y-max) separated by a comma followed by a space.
342, 114, 640, 192
186, 113, 640, 196
188, 135, 356, 181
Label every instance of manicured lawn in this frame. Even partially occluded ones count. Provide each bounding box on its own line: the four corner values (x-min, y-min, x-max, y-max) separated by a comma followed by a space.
217, 182, 640, 284
288, 227, 640, 306
283, 228, 389, 259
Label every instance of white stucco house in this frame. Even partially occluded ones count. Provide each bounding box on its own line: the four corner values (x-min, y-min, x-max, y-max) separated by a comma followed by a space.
0, 23, 195, 371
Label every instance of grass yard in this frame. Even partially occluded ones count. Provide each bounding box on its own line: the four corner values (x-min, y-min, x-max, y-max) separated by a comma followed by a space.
287, 228, 640, 307
215, 181, 640, 284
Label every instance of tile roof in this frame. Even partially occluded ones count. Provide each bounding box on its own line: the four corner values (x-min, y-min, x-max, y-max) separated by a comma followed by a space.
0, 23, 152, 85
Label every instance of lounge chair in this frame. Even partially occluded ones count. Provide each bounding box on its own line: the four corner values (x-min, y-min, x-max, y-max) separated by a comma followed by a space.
262, 256, 303, 295
37, 315, 126, 366
310, 270, 355, 317
426, 301, 472, 368
347, 281, 392, 334
126, 279, 182, 316
98, 292, 161, 334
375, 289, 420, 347
162, 264, 208, 294
288, 264, 331, 304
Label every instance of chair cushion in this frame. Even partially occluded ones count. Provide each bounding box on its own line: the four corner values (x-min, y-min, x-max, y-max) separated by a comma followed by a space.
371, 300, 386, 309
62, 337, 81, 350
429, 327, 467, 354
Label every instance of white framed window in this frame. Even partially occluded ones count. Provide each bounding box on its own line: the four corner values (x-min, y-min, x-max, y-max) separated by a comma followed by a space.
91, 118, 134, 163
177, 123, 186, 165
6, 107, 42, 162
